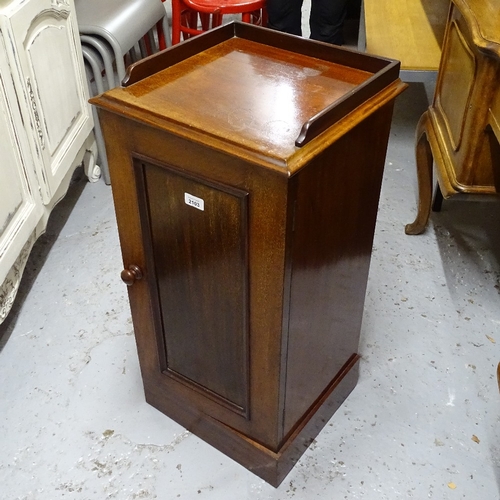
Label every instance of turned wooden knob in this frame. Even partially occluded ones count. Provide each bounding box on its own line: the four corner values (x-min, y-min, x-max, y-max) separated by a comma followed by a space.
121, 265, 143, 286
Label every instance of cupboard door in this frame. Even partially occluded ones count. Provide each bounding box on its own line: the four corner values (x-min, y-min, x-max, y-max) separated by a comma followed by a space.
7, 0, 92, 203
0, 34, 41, 291
139, 160, 250, 415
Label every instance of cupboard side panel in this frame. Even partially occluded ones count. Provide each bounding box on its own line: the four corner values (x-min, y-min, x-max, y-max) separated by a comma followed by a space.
283, 104, 395, 437
434, 19, 475, 154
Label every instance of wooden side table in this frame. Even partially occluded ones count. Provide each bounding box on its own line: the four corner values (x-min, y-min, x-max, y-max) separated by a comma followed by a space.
406, 0, 500, 235
91, 23, 406, 486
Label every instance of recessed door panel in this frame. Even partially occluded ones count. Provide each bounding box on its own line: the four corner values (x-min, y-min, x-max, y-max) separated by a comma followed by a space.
141, 160, 250, 413
435, 19, 475, 152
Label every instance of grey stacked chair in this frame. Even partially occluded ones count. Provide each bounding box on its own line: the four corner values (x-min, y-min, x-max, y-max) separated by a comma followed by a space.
82, 45, 110, 184
76, 0, 171, 183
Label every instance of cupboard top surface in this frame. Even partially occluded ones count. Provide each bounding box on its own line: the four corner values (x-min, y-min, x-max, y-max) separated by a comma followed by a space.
92, 24, 404, 165
108, 38, 370, 159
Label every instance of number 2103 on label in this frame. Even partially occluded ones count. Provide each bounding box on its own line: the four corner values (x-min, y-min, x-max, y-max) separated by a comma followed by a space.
184, 192, 205, 211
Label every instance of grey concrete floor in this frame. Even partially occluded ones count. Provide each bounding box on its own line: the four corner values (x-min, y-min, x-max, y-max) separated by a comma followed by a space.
1, 48, 500, 500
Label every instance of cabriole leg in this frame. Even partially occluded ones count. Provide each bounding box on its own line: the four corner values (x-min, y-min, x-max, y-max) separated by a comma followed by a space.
405, 112, 434, 235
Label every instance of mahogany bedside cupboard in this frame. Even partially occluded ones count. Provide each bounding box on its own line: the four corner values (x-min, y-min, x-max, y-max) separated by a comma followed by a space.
91, 22, 406, 486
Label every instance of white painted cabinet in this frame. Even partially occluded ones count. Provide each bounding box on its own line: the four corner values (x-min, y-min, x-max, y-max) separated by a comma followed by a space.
0, 0, 98, 323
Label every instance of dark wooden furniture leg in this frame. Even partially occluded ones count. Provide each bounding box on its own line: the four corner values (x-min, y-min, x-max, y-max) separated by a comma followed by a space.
405, 111, 434, 235
432, 182, 444, 212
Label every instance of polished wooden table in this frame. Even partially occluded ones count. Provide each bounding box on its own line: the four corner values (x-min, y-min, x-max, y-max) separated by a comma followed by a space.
406, 0, 500, 234
91, 23, 405, 486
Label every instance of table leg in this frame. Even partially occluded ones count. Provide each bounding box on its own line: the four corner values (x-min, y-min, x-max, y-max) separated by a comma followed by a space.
405, 111, 434, 235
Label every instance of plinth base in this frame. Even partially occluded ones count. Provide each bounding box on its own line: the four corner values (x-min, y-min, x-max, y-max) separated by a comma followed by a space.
145, 355, 360, 487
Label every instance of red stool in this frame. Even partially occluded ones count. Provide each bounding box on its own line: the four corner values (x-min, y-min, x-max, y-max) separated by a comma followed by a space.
171, 0, 267, 45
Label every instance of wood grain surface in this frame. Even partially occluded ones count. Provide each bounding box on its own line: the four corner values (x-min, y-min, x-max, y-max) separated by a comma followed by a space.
365, 0, 449, 71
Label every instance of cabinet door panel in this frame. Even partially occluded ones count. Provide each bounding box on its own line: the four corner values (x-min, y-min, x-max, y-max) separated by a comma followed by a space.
28, 20, 81, 157
0, 35, 41, 284
141, 160, 250, 415
435, 17, 475, 152
8, 0, 92, 202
